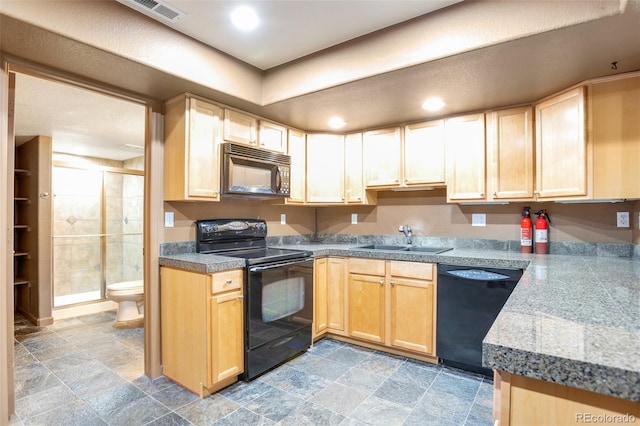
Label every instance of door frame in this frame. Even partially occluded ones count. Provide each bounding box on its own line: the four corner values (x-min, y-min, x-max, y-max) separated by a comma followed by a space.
1, 59, 164, 421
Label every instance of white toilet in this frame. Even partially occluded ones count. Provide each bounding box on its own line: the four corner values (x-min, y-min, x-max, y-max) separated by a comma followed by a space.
106, 280, 144, 323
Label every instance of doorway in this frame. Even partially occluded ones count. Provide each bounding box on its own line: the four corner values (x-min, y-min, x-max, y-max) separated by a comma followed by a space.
12, 72, 147, 317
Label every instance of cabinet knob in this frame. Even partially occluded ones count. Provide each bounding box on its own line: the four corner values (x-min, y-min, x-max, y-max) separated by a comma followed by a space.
480, 192, 484, 197
238, 295, 244, 300
225, 279, 232, 286
379, 280, 384, 286
394, 179, 399, 183
40, 192, 50, 198
390, 280, 395, 286
492, 192, 497, 197
404, 179, 408, 184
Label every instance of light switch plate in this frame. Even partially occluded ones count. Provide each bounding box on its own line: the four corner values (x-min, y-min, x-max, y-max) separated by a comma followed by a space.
280, 213, 286, 225
164, 212, 174, 228
617, 211, 630, 228
351, 213, 358, 225
472, 213, 486, 227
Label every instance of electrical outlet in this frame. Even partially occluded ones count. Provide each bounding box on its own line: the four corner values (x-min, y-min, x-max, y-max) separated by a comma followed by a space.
617, 211, 630, 228
280, 213, 286, 225
351, 213, 358, 225
164, 211, 174, 228
472, 213, 486, 227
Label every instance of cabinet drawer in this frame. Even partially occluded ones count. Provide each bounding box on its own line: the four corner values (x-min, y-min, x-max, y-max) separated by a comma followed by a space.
348, 258, 385, 275
211, 269, 243, 294
389, 261, 433, 280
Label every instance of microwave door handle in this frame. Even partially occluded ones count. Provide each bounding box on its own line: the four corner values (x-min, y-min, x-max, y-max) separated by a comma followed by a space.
275, 167, 282, 193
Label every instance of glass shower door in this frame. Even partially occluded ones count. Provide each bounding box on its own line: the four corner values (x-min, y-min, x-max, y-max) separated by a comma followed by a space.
105, 172, 143, 287
52, 167, 103, 307
53, 166, 144, 308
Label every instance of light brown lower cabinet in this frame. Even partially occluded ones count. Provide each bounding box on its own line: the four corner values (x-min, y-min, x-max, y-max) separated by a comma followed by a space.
160, 267, 244, 397
494, 371, 640, 426
345, 258, 436, 356
314, 257, 346, 338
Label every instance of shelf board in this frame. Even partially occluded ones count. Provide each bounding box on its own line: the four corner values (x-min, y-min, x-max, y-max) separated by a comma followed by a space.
14, 252, 29, 257
14, 197, 30, 202
14, 278, 29, 286
14, 224, 29, 229
14, 169, 30, 176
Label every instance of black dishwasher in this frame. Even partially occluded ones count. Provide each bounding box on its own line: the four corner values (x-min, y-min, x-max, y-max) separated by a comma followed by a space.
436, 264, 522, 376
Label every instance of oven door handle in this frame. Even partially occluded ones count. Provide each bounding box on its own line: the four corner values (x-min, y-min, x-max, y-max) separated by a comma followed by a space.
249, 258, 312, 272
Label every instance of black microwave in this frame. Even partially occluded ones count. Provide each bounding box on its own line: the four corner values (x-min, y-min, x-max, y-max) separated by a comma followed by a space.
221, 142, 291, 198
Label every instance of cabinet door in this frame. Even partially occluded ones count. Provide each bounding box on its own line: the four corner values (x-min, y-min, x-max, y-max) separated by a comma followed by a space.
188, 99, 223, 199
535, 87, 587, 199
306, 134, 345, 203
388, 261, 435, 355
389, 277, 434, 355
445, 114, 486, 201
314, 257, 328, 336
348, 273, 385, 344
259, 120, 287, 153
327, 257, 346, 332
590, 76, 640, 199
344, 133, 365, 203
224, 109, 257, 146
160, 267, 209, 393
210, 290, 244, 384
288, 130, 306, 203
363, 127, 402, 187
404, 120, 446, 186
487, 107, 534, 200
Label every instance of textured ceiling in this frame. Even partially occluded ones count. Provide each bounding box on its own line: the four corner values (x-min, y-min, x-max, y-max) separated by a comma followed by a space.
4, 0, 640, 160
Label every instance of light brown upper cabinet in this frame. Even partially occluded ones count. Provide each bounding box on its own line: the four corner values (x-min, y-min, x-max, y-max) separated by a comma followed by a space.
404, 120, 446, 187
258, 120, 288, 153
164, 95, 223, 201
344, 132, 366, 203
306, 133, 345, 203
535, 87, 589, 200
224, 109, 258, 146
287, 129, 306, 204
589, 74, 640, 199
306, 133, 374, 205
363, 127, 402, 188
486, 106, 535, 201
445, 113, 486, 202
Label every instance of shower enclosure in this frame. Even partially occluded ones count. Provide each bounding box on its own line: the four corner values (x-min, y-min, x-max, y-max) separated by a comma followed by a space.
52, 161, 144, 307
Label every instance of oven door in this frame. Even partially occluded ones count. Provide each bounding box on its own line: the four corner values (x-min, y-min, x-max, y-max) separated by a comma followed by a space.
244, 257, 313, 379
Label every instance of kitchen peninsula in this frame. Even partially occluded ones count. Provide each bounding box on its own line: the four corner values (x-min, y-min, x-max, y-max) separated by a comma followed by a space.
160, 241, 640, 425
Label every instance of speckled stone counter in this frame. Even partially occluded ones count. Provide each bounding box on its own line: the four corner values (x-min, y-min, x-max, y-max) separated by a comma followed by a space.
158, 242, 640, 402
158, 253, 245, 273
482, 254, 640, 402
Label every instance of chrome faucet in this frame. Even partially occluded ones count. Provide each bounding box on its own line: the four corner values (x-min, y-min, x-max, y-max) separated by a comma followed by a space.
399, 225, 412, 245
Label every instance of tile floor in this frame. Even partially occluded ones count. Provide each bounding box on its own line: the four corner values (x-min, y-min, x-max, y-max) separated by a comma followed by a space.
11, 310, 494, 425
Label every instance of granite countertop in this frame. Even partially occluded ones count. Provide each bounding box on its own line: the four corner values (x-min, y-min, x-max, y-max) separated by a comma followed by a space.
159, 242, 640, 401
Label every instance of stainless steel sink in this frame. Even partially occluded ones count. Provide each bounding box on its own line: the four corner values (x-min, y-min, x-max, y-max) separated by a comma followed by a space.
406, 246, 452, 254
355, 244, 408, 250
354, 244, 452, 254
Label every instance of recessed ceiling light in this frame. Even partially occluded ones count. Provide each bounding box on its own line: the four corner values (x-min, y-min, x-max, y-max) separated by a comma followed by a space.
230, 6, 259, 31
327, 117, 346, 129
422, 97, 446, 112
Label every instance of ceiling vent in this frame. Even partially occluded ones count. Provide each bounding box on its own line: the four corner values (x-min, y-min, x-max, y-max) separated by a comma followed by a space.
120, 0, 185, 22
